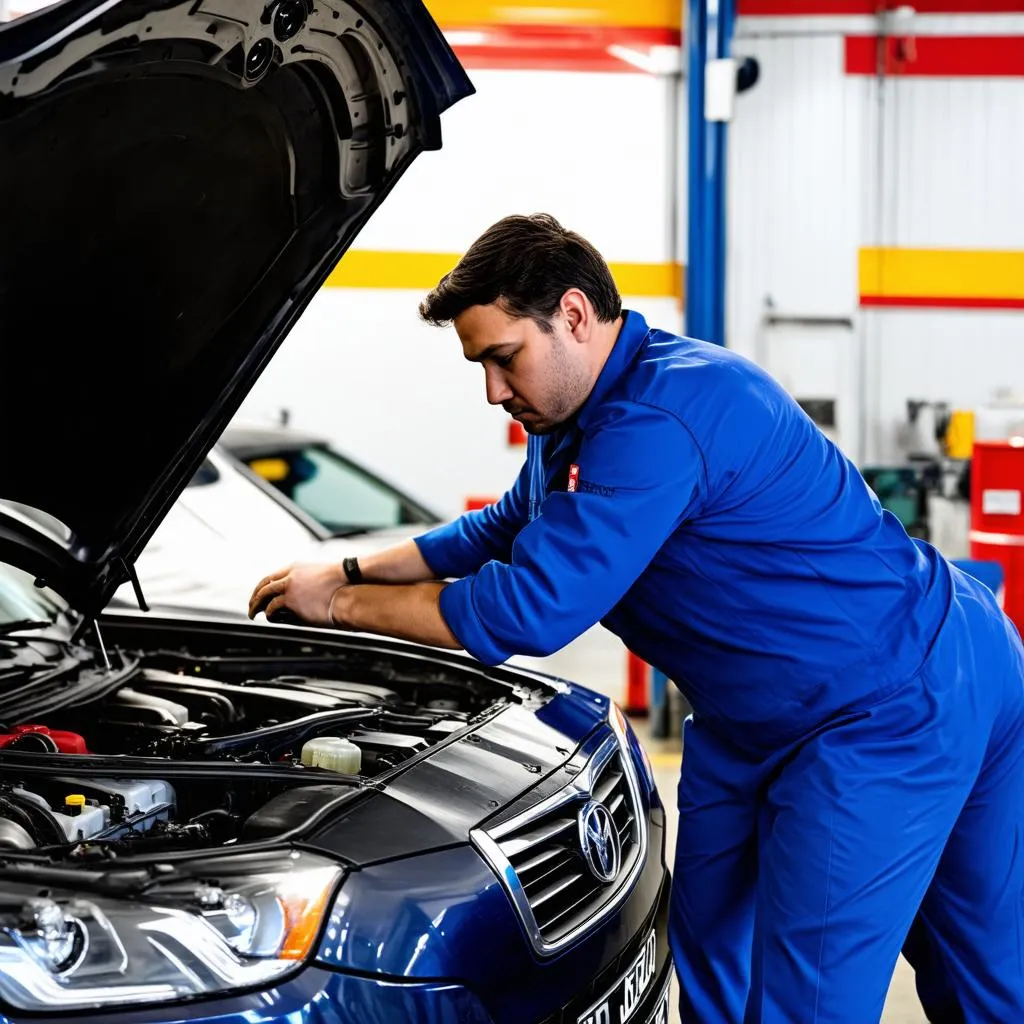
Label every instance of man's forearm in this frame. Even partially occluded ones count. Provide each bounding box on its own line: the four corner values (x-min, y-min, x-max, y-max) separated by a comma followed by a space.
329, 582, 460, 650
349, 540, 438, 584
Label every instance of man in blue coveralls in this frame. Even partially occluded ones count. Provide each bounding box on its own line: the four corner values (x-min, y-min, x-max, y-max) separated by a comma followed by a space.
249, 214, 1024, 1023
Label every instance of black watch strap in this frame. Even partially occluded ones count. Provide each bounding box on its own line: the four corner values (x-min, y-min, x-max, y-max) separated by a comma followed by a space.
342, 556, 364, 585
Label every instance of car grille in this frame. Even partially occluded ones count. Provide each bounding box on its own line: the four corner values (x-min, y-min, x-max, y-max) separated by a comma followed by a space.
471, 731, 647, 956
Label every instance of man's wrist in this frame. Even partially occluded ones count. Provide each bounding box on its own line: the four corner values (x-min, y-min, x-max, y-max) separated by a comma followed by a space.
328, 584, 357, 630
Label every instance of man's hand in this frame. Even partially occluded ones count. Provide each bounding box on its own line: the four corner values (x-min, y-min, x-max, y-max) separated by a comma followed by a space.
248, 562, 347, 626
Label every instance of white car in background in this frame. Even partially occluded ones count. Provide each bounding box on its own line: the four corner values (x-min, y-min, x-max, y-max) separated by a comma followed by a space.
218, 422, 442, 536
118, 425, 632, 701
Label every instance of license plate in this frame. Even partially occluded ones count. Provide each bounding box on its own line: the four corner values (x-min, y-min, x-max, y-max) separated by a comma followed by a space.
577, 929, 657, 1024
644, 974, 671, 1024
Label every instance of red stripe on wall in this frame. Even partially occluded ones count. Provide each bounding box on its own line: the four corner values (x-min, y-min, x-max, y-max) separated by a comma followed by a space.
452, 45, 636, 70
448, 24, 680, 72
741, 1, 1024, 13
447, 25, 679, 47
846, 35, 1024, 76
861, 296, 1024, 310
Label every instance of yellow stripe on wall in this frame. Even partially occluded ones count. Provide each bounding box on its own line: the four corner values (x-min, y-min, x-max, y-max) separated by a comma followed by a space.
613, 260, 684, 299
325, 251, 458, 291
426, 0, 682, 30
859, 247, 1024, 307
326, 250, 685, 300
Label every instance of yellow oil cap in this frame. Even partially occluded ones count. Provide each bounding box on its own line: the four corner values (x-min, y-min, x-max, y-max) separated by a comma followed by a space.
64, 794, 86, 816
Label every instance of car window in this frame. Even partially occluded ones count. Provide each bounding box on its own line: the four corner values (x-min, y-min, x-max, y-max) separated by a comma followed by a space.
246, 446, 431, 532
0, 562, 67, 626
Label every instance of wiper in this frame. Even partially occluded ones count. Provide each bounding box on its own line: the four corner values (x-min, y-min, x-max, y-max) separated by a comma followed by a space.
329, 527, 370, 539
0, 620, 53, 637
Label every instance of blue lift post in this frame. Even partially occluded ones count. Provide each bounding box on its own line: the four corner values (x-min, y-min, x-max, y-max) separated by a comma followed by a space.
686, 0, 734, 348
649, 0, 736, 741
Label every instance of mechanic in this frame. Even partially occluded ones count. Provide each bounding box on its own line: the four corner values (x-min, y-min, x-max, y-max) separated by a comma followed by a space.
249, 214, 1024, 1023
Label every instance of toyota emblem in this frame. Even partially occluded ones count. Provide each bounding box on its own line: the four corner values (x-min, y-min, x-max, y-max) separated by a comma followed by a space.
577, 800, 621, 884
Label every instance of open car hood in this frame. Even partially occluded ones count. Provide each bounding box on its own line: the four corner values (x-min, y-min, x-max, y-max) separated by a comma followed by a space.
0, 0, 472, 614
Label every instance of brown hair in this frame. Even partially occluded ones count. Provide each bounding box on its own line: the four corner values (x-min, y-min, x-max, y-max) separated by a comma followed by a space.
419, 213, 622, 332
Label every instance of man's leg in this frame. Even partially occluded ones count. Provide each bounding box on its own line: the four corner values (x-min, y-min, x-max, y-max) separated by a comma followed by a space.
745, 668, 990, 1024
902, 614, 1024, 1022
670, 715, 760, 1023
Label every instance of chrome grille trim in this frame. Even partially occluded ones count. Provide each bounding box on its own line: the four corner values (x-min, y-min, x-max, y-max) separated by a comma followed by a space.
470, 728, 649, 957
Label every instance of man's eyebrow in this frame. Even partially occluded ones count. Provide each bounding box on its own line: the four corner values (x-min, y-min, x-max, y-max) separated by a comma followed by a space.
466, 343, 515, 364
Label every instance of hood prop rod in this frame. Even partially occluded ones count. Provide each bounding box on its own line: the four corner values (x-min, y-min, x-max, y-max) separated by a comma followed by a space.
92, 619, 111, 671
121, 558, 149, 613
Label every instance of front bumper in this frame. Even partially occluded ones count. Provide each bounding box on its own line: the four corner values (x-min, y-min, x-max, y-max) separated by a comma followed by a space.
543, 875, 672, 1024
3, 875, 672, 1024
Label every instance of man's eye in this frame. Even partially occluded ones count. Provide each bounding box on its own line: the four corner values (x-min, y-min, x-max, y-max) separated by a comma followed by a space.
495, 353, 515, 368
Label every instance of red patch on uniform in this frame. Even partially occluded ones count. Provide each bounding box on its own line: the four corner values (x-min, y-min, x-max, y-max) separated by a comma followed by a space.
568, 464, 580, 493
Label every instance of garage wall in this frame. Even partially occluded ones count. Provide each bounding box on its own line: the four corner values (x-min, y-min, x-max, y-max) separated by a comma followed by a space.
239, 37, 686, 517
860, 19, 1024, 462
729, 2, 1024, 468
726, 30, 864, 457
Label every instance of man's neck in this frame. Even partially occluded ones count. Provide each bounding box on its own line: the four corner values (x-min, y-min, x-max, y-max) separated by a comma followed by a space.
589, 314, 625, 387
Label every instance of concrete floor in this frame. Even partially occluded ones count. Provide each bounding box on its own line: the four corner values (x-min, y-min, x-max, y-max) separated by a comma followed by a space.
645, 738, 926, 1024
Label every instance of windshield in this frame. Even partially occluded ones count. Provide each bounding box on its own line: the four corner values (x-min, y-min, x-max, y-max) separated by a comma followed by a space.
243, 446, 439, 534
0, 562, 68, 627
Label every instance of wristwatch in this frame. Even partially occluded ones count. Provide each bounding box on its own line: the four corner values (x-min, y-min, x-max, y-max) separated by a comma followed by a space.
342, 556, 364, 585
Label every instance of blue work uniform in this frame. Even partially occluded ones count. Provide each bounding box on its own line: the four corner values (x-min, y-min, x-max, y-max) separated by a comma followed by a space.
415, 310, 1024, 1023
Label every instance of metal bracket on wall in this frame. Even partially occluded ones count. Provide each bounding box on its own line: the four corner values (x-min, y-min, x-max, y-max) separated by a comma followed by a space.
762, 313, 855, 329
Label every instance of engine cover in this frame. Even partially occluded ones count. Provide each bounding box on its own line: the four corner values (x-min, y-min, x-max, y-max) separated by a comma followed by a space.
0, 726, 88, 754
4, 778, 174, 844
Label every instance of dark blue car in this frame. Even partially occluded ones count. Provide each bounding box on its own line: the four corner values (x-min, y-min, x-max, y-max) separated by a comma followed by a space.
0, 0, 672, 1020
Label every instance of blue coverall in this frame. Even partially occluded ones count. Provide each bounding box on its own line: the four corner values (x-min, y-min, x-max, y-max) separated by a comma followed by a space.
415, 310, 1024, 1023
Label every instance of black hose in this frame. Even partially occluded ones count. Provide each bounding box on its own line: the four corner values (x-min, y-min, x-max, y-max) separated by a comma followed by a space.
0, 793, 65, 847
162, 707, 379, 759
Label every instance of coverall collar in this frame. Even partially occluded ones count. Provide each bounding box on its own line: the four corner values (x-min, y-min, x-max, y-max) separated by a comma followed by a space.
577, 309, 648, 431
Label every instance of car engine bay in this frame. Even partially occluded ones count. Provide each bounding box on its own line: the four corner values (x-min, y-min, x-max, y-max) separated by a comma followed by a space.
0, 626, 537, 860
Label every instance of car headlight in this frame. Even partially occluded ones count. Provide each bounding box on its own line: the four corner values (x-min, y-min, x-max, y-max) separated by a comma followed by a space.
0, 849, 342, 1011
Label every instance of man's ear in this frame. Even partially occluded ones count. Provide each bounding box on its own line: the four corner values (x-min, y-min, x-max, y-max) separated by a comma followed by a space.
561, 289, 590, 339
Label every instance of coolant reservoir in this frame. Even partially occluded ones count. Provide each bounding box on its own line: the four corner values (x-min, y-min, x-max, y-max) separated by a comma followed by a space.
300, 737, 361, 774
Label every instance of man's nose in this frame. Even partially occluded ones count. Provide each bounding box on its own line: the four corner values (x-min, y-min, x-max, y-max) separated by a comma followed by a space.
485, 366, 513, 406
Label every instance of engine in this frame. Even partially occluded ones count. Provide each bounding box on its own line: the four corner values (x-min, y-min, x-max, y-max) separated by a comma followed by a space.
0, 774, 173, 849
0, 656, 512, 859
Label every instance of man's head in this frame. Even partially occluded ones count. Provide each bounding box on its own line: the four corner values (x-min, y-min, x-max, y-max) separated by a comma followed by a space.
419, 214, 623, 434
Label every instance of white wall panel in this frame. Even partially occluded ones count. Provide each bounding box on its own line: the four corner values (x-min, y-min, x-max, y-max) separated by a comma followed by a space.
355, 69, 678, 261
728, 34, 862, 349
727, 33, 866, 459
880, 76, 1024, 248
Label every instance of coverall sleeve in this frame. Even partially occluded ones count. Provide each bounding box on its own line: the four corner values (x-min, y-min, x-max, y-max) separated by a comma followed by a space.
438, 402, 707, 665
414, 456, 531, 580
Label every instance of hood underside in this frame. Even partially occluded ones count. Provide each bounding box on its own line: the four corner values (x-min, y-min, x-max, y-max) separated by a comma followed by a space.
0, 0, 471, 611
